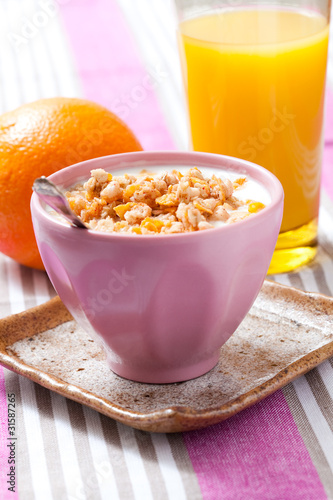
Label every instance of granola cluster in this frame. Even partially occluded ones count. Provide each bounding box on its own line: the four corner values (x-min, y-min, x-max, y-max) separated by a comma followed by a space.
65, 167, 265, 234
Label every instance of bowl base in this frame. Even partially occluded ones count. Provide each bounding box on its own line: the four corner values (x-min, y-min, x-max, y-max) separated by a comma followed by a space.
108, 352, 220, 384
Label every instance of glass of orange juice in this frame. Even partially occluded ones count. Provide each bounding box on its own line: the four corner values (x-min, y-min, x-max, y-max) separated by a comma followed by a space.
174, 0, 330, 273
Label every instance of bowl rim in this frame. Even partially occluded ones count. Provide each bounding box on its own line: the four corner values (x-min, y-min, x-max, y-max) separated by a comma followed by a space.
31, 150, 284, 241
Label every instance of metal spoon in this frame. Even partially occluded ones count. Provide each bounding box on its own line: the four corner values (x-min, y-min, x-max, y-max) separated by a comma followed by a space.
32, 176, 88, 229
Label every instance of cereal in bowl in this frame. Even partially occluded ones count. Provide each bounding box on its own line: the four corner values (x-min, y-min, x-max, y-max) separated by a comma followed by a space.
65, 167, 266, 234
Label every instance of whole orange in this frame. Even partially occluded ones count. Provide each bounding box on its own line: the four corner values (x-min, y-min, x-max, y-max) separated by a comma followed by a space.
0, 97, 143, 270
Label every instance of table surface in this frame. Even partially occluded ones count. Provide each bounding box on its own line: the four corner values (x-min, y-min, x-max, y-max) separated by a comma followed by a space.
1, 1, 333, 499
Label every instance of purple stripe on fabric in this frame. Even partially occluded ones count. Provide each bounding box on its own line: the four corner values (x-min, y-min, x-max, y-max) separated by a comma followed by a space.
59, 0, 175, 151
0, 366, 19, 499
184, 390, 327, 500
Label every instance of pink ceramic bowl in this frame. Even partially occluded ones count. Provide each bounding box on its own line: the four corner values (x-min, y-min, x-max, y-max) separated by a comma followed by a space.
31, 151, 283, 383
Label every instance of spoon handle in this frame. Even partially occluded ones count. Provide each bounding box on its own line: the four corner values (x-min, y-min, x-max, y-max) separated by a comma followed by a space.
33, 177, 88, 229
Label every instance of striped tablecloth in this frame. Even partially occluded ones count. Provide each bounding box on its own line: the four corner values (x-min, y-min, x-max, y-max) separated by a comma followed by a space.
1, 1, 333, 498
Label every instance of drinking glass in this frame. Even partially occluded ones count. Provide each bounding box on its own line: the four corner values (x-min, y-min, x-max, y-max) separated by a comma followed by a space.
174, 0, 330, 273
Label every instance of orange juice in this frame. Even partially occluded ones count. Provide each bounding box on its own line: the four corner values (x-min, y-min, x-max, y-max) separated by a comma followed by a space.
179, 9, 329, 235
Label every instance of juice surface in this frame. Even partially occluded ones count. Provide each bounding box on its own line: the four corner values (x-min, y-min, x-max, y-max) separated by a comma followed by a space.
179, 9, 329, 232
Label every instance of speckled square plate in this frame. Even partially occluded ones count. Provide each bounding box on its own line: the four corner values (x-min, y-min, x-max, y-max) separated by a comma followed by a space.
0, 280, 333, 433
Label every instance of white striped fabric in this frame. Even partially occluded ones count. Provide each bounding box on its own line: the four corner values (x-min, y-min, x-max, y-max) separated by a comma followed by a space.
32, 271, 52, 306
82, 405, 120, 500
0, 0, 82, 114
293, 376, 333, 471
116, 0, 188, 150
5, 258, 26, 314
318, 361, 333, 399
0, 1, 101, 499
151, 433, 187, 500
50, 392, 85, 500
116, 423, 154, 500
18, 377, 53, 500
1, 0, 333, 498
